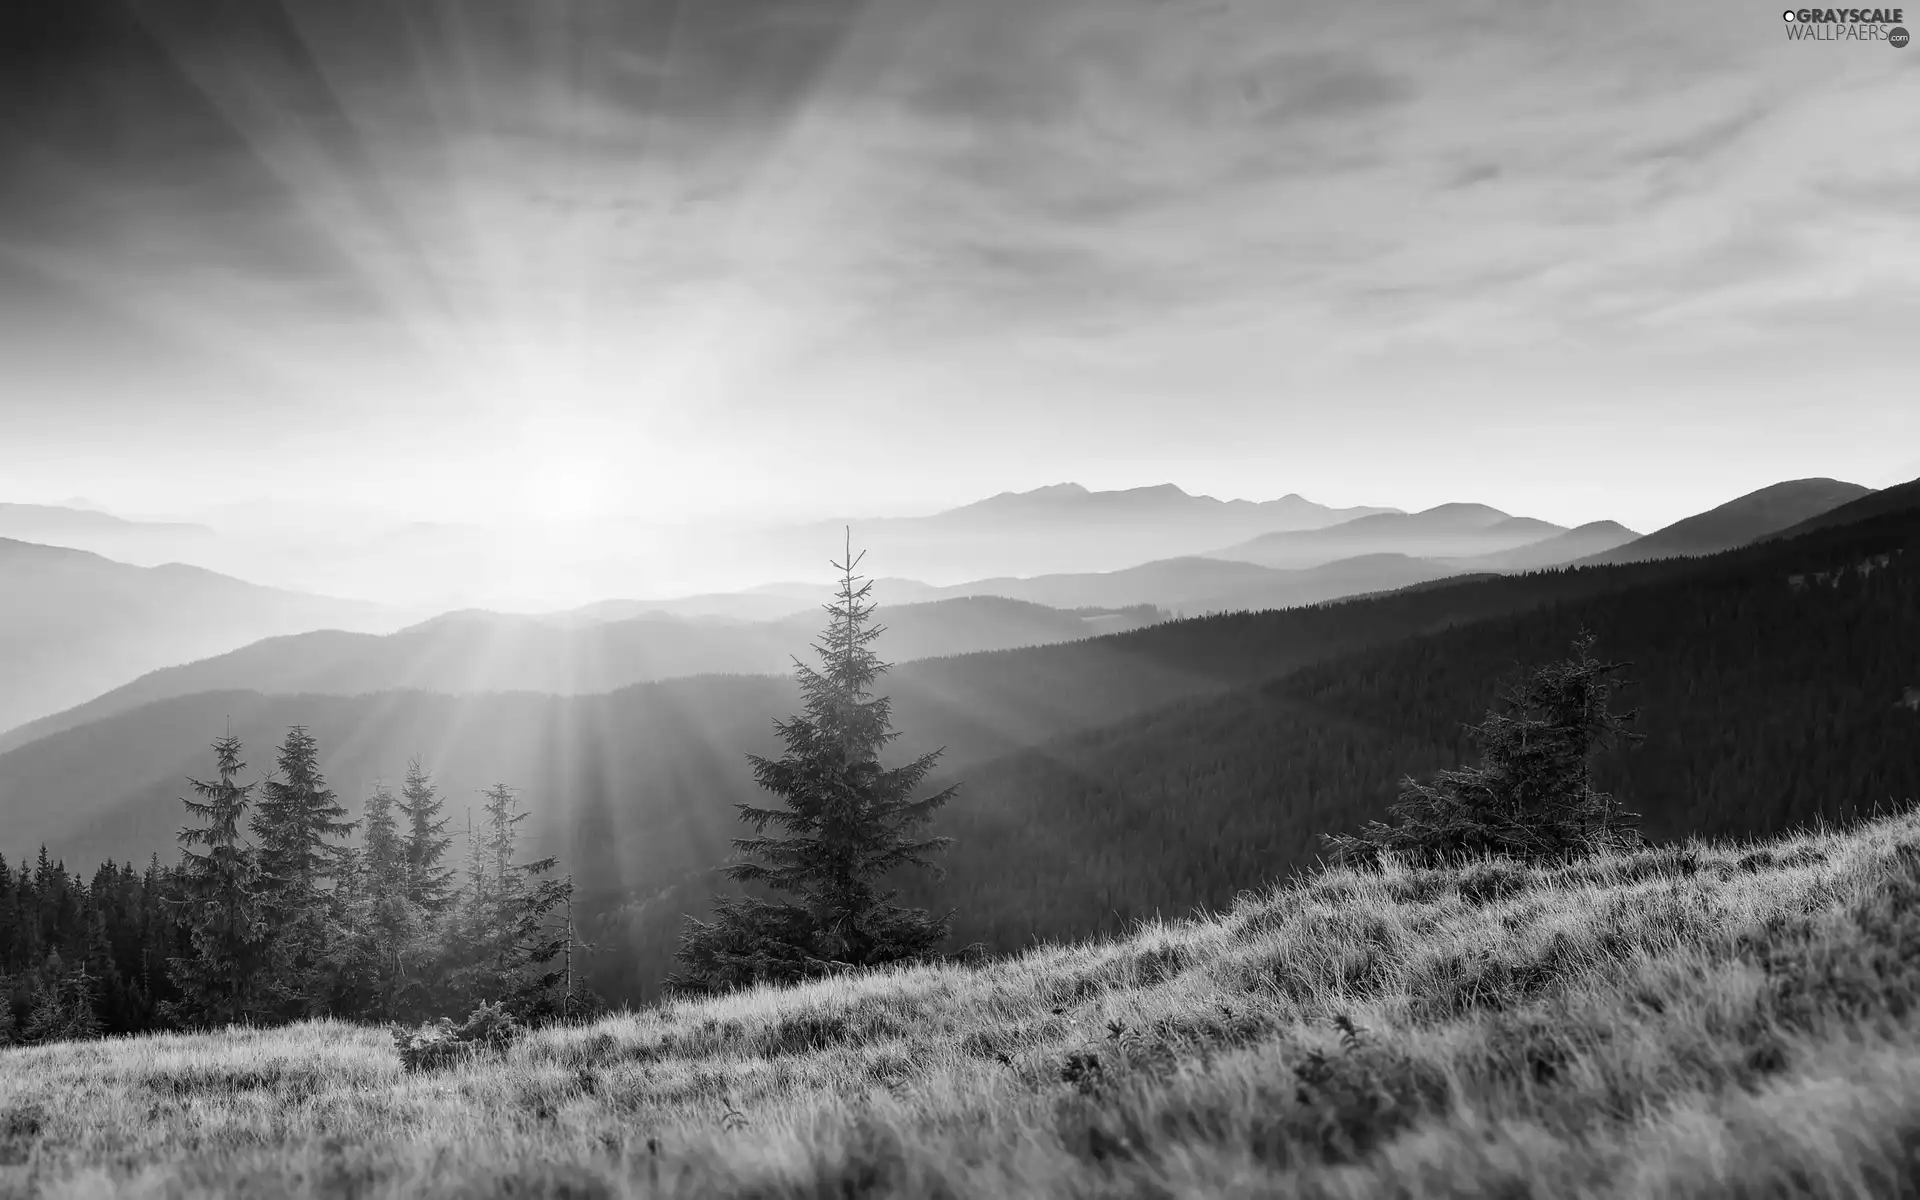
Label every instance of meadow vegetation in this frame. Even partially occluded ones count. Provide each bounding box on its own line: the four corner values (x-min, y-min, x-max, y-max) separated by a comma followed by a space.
6, 805, 1920, 1197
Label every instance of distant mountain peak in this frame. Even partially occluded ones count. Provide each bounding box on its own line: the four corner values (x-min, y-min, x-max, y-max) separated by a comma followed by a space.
1416, 502, 1512, 522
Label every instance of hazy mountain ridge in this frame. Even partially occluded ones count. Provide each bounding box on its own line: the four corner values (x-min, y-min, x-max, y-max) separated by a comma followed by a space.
0, 483, 1411, 612
0, 595, 1163, 752
0, 537, 409, 735
1440, 520, 1641, 571
919, 482, 1397, 529
0, 502, 214, 543
1206, 502, 1574, 569
764, 483, 1407, 581
836, 554, 1465, 615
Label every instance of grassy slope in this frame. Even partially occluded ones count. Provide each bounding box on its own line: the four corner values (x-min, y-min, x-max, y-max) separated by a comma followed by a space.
9, 809, 1920, 1197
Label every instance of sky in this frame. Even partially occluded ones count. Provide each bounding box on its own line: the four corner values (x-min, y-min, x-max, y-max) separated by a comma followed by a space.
1, 0, 1916, 541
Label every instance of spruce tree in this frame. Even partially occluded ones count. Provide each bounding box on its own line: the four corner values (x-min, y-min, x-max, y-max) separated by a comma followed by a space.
22, 949, 99, 1042
249, 727, 355, 1017
22, 975, 64, 1043
1325, 629, 1645, 868
0, 854, 16, 975
350, 783, 422, 1021
449, 785, 572, 1014
667, 535, 958, 996
164, 734, 273, 1028
555, 881, 604, 1023
397, 759, 457, 915
59, 961, 102, 1040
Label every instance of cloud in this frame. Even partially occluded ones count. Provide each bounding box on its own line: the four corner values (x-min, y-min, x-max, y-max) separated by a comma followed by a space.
2, 0, 1915, 524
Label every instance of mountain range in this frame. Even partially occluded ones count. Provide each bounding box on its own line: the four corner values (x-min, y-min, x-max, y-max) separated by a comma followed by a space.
764, 483, 1404, 581
1206, 503, 1576, 569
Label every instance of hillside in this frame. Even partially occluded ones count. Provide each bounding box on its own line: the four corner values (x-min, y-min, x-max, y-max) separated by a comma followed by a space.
0, 538, 406, 735
908, 500, 1918, 961
1579, 478, 1872, 565
1766, 474, 1920, 541
1208, 503, 1568, 570
0, 596, 1164, 753
8, 808, 1920, 1197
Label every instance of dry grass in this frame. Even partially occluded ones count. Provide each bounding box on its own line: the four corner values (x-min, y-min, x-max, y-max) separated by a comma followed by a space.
9, 812, 1920, 1198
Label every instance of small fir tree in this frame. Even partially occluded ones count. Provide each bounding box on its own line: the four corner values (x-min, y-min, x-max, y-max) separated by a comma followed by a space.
164, 734, 273, 1028
397, 759, 457, 915
1325, 629, 1644, 868
555, 879, 605, 1023
22, 950, 100, 1043
667, 534, 958, 996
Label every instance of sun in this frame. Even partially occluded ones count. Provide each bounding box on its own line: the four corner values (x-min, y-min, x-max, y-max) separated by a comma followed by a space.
521, 463, 607, 523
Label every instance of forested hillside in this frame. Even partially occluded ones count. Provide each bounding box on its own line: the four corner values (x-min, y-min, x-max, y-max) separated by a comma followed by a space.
902, 505, 1919, 960
1578, 478, 1872, 565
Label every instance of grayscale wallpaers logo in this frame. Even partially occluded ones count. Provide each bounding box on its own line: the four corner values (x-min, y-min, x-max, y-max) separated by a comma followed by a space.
1782, 7, 1909, 43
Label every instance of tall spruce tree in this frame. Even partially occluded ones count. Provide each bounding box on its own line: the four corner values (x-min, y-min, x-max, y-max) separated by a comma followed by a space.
1325, 629, 1645, 867
397, 759, 457, 915
249, 726, 355, 1017
667, 535, 958, 996
164, 734, 273, 1028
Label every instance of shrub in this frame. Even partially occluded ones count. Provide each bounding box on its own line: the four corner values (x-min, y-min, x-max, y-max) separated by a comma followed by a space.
392, 1000, 526, 1072
1325, 630, 1644, 869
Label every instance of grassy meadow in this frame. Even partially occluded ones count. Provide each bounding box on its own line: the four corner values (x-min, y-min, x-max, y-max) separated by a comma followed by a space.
8, 808, 1920, 1198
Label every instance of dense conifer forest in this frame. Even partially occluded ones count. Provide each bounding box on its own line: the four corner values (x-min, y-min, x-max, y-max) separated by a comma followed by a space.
0, 731, 584, 1042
